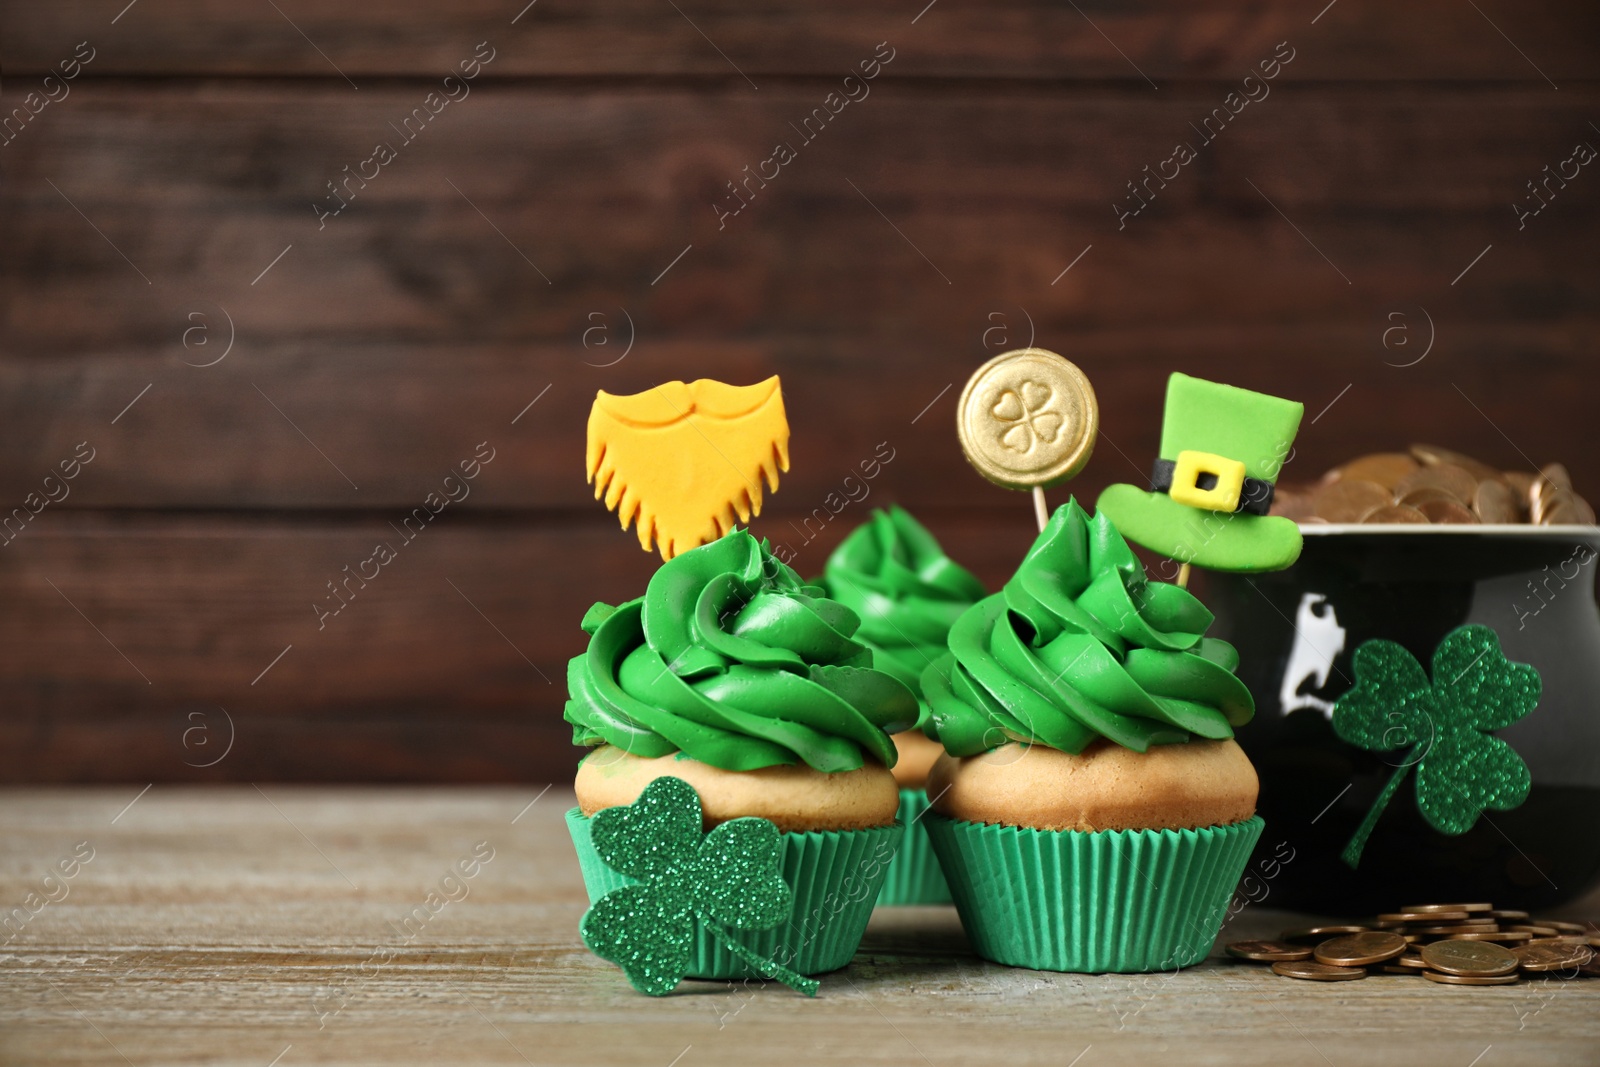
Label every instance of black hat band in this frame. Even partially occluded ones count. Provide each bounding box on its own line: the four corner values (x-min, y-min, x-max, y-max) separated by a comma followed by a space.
1151, 458, 1275, 516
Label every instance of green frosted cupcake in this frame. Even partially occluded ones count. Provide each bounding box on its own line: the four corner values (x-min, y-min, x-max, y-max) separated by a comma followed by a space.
566, 528, 917, 979
822, 506, 985, 905
921, 500, 1263, 973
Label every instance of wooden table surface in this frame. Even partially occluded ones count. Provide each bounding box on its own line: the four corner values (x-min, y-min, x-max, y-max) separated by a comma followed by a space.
3, 787, 1596, 1067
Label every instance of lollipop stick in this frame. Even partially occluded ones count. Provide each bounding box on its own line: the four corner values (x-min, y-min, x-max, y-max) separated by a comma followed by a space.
1031, 487, 1048, 532
1176, 562, 1191, 588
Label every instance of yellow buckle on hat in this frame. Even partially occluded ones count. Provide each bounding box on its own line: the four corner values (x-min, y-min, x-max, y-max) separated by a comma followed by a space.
1169, 450, 1247, 512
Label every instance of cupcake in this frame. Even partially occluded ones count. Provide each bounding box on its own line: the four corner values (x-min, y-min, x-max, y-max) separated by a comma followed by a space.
921, 500, 1263, 973
566, 528, 917, 979
822, 505, 986, 904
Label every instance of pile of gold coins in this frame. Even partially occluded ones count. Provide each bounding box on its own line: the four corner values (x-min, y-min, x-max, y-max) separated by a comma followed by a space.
1270, 445, 1595, 526
1227, 903, 1598, 984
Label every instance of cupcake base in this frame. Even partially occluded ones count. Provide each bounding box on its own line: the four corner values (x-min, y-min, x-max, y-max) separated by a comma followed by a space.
875, 789, 954, 906
568, 808, 902, 979
925, 812, 1263, 973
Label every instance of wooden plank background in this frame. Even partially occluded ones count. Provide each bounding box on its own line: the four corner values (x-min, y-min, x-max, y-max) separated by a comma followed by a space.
1, 1, 1596, 782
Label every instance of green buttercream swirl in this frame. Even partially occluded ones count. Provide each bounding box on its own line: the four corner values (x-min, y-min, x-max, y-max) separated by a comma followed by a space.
922, 499, 1254, 756
566, 529, 918, 772
821, 506, 985, 730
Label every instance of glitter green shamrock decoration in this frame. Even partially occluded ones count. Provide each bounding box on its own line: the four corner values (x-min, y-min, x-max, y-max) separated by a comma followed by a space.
578, 776, 818, 997
1332, 624, 1540, 868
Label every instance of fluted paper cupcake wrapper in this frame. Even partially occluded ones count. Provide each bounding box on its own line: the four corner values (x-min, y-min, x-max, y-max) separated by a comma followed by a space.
925, 813, 1264, 973
875, 789, 953, 906
568, 809, 903, 979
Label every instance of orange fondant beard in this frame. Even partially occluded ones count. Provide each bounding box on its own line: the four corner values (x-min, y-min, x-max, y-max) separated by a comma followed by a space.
586, 377, 791, 560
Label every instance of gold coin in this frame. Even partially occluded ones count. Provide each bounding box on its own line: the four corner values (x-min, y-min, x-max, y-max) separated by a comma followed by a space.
1442, 931, 1530, 943
1271, 960, 1366, 981
1226, 940, 1314, 962
1423, 970, 1519, 986
1557, 495, 1591, 524
1487, 909, 1530, 921
1410, 444, 1500, 482
1537, 489, 1597, 526
1536, 487, 1577, 525
1362, 504, 1429, 524
1529, 466, 1574, 520
1540, 462, 1574, 490
1315, 931, 1408, 967
1397, 485, 1463, 509
1502, 471, 1535, 506
1420, 939, 1519, 976
1314, 480, 1391, 522
1416, 499, 1479, 524
1515, 943, 1594, 972
1331, 452, 1418, 490
1411, 923, 1498, 935
1402, 903, 1492, 914
1394, 464, 1478, 504
1380, 910, 1471, 923
956, 348, 1097, 490
1532, 919, 1590, 934
1473, 479, 1516, 524
1268, 486, 1317, 521
1510, 924, 1558, 936
1281, 924, 1371, 944
1529, 473, 1550, 519
1391, 954, 1430, 970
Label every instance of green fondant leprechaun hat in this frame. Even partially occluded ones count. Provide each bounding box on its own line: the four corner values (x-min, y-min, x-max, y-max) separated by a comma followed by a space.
1096, 373, 1304, 572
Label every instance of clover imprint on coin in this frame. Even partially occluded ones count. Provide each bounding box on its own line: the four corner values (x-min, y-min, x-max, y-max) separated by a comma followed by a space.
957, 348, 1097, 489
990, 380, 1065, 454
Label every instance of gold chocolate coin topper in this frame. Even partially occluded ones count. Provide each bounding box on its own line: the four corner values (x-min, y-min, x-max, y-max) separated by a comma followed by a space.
956, 348, 1098, 491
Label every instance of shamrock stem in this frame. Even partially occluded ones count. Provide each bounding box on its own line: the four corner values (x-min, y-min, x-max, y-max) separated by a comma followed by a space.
1340, 746, 1420, 868
704, 919, 820, 997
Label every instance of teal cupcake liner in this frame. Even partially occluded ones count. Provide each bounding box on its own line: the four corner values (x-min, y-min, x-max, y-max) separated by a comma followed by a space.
925, 813, 1264, 973
568, 808, 903, 979
875, 789, 953, 906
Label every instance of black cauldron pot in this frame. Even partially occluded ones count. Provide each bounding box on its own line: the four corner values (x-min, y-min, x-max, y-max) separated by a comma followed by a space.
1202, 524, 1600, 915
